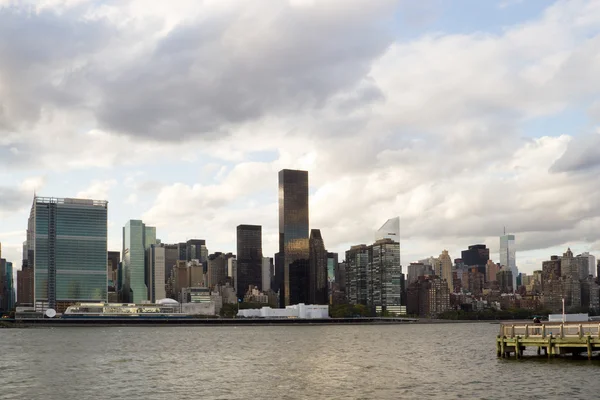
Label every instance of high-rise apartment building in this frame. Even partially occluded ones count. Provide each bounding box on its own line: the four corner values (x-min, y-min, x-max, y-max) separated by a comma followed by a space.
407, 276, 450, 317
277, 169, 309, 306
123, 220, 156, 303
309, 229, 328, 305
27, 197, 108, 311
368, 238, 402, 314
236, 225, 263, 300
345, 239, 403, 314
346, 244, 369, 305
0, 257, 15, 312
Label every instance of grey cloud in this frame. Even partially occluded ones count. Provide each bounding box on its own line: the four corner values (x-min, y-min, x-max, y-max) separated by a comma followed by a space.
0, 186, 29, 212
550, 133, 600, 173
0, 7, 112, 130
92, 2, 397, 139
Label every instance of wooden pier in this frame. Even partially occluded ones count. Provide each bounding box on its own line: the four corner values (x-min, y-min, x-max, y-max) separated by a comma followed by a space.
497, 322, 600, 359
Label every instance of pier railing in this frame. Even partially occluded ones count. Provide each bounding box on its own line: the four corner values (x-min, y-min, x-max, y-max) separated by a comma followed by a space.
500, 322, 600, 339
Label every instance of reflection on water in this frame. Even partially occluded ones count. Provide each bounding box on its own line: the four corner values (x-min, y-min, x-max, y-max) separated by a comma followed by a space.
1, 323, 600, 399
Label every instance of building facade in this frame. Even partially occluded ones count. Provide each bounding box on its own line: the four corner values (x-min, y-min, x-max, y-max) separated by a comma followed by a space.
277, 169, 310, 306
147, 243, 167, 302
309, 229, 328, 305
236, 225, 263, 300
122, 220, 156, 303
27, 197, 108, 311
499, 234, 518, 289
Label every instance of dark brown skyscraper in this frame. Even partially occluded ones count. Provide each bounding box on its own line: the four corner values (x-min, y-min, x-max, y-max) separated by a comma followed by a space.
309, 229, 328, 304
277, 169, 309, 306
236, 224, 263, 300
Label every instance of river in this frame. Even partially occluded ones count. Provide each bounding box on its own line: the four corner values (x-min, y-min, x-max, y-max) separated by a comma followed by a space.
1, 323, 599, 399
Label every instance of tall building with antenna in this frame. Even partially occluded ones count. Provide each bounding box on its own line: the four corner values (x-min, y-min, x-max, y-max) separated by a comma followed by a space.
500, 229, 517, 291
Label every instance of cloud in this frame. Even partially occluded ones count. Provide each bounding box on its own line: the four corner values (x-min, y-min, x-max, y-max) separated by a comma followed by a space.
550, 132, 600, 173
76, 179, 117, 200
2, 0, 600, 274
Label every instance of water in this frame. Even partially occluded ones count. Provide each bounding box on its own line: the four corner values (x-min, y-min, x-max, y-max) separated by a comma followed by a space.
1, 323, 599, 399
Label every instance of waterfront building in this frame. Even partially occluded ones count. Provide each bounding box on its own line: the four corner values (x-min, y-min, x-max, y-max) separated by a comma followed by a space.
122, 220, 156, 303
407, 275, 450, 317
345, 244, 369, 305
236, 225, 263, 300
237, 303, 329, 319
326, 252, 338, 303
17, 266, 34, 305
0, 258, 15, 312
146, 243, 167, 302
344, 239, 403, 314
27, 197, 108, 312
369, 238, 403, 315
262, 257, 273, 292
309, 229, 328, 305
277, 169, 310, 307
500, 233, 518, 290
161, 244, 179, 287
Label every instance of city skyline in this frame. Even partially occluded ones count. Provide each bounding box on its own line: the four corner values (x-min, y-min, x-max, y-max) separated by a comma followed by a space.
2, 0, 600, 275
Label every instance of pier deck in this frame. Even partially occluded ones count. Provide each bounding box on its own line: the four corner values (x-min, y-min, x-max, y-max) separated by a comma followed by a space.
497, 321, 600, 359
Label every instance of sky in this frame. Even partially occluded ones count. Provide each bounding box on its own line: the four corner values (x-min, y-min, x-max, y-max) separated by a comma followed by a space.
2, 0, 600, 276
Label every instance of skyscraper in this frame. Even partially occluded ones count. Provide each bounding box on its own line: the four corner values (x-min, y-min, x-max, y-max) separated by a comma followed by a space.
368, 238, 403, 314
499, 234, 517, 290
123, 220, 156, 303
375, 217, 400, 242
236, 225, 263, 300
438, 250, 453, 293
147, 243, 167, 302
26, 197, 108, 312
262, 257, 273, 292
277, 169, 309, 306
309, 229, 328, 305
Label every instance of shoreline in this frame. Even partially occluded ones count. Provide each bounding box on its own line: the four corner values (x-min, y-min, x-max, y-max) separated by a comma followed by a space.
1, 317, 507, 327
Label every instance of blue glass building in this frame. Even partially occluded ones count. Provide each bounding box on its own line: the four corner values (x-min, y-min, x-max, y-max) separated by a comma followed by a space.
27, 197, 108, 311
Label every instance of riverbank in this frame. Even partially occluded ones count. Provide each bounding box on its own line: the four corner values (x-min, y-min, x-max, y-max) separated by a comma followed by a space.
2, 316, 418, 327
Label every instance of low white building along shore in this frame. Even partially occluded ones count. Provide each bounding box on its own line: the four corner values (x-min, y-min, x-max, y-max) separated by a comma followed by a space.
237, 303, 329, 319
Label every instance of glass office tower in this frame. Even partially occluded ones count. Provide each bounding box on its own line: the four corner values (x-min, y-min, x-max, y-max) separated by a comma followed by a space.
236, 225, 263, 300
278, 169, 309, 306
27, 197, 108, 311
123, 220, 156, 304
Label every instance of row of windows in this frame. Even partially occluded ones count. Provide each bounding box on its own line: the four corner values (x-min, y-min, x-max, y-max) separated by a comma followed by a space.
35, 274, 107, 300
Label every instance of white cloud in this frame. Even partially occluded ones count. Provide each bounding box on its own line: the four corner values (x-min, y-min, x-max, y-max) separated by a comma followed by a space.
76, 179, 117, 200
